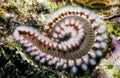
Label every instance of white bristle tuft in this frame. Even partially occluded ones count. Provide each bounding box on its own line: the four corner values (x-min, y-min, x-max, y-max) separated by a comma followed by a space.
82, 55, 89, 64
60, 43, 66, 51
92, 22, 100, 28
58, 44, 62, 50
75, 19, 80, 26
20, 39, 28, 44
78, 23, 83, 29
76, 59, 81, 66
48, 60, 54, 65
24, 42, 33, 47
63, 63, 67, 69
55, 62, 61, 69
55, 26, 61, 32
39, 53, 46, 57
74, 40, 80, 46
60, 22, 65, 29
71, 30, 77, 37
70, 17, 75, 25
64, 18, 70, 25
98, 25, 105, 33
46, 55, 52, 61
81, 64, 88, 71
68, 60, 75, 67
96, 50, 102, 57
72, 66, 77, 73
40, 58, 46, 64
89, 12, 96, 20
25, 47, 32, 52
52, 57, 58, 64
41, 38, 45, 43
13, 31, 20, 40
53, 42, 58, 48
19, 36, 24, 40
96, 36, 103, 41
102, 33, 108, 39
81, 15, 86, 19
67, 42, 72, 49
100, 42, 107, 48
88, 51, 96, 58
61, 30, 65, 36
20, 39, 25, 44
30, 51, 39, 56
31, 46, 38, 51
45, 41, 49, 45
48, 42, 53, 47
53, 32, 58, 38
98, 29, 105, 34
90, 59, 96, 65
82, 8, 90, 15
78, 28, 84, 34
95, 17, 102, 23
34, 32, 39, 37
74, 6, 82, 12
93, 43, 101, 48
35, 55, 40, 60
58, 34, 63, 38
59, 59, 64, 66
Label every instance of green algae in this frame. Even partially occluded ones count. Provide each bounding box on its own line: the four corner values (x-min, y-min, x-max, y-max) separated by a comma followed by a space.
106, 22, 120, 36
103, 63, 120, 78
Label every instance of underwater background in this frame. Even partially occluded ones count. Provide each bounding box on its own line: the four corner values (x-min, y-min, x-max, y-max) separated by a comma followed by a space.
0, 0, 120, 78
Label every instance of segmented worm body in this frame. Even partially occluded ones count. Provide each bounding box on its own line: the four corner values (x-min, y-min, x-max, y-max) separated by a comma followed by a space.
13, 6, 107, 73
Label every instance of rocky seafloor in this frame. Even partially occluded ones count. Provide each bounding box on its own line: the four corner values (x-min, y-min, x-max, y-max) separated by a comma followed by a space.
0, 0, 120, 78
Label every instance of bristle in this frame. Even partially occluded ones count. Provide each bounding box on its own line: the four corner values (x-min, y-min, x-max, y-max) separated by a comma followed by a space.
52, 57, 58, 64
35, 54, 41, 60
82, 8, 90, 15
93, 43, 101, 48
75, 18, 80, 26
39, 53, 46, 57
63, 63, 67, 69
24, 42, 33, 47
81, 64, 88, 71
70, 17, 75, 25
68, 60, 75, 67
88, 51, 96, 58
89, 12, 96, 20
96, 35, 103, 41
53, 32, 58, 38
56, 62, 61, 69
30, 50, 39, 56
60, 59, 65, 66
102, 33, 108, 39
48, 60, 53, 65
72, 66, 78, 73
82, 55, 89, 64
90, 59, 96, 65
100, 42, 107, 48
25, 47, 33, 52
98, 25, 105, 33
76, 59, 81, 66
55, 26, 61, 32
96, 50, 102, 57
40, 57, 46, 64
